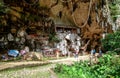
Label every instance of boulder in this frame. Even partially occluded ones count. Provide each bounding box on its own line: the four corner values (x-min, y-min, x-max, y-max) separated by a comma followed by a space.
23, 52, 43, 61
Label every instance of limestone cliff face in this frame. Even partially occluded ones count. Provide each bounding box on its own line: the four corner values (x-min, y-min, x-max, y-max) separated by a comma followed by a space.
2, 0, 113, 50
47, 0, 113, 49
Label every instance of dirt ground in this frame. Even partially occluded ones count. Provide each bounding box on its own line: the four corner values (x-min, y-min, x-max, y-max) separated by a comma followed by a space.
0, 55, 90, 70
0, 55, 92, 78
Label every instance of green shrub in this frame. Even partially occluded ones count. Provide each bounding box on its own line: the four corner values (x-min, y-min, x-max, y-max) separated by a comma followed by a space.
54, 53, 120, 78
101, 31, 120, 54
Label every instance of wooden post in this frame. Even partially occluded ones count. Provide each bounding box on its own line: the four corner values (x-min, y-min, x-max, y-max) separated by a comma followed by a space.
81, 40, 90, 55
55, 49, 60, 59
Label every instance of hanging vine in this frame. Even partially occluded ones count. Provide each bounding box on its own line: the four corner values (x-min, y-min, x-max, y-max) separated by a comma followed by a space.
71, 0, 92, 28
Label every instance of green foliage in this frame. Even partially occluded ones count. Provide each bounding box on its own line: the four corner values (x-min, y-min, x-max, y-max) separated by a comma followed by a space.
0, 1, 10, 27
101, 31, 120, 53
54, 53, 120, 78
49, 33, 61, 43
0, 2, 9, 15
109, 0, 120, 22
